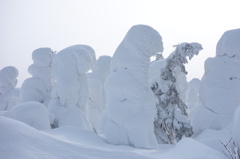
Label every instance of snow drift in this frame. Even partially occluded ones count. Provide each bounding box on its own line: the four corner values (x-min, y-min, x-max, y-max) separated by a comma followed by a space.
0, 116, 227, 159
1, 101, 51, 130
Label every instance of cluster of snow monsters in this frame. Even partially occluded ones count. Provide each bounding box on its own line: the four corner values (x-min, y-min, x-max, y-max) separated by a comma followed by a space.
0, 24, 210, 149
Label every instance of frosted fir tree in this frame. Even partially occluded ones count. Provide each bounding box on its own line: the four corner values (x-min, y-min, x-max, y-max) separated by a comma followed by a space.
20, 48, 54, 106
99, 25, 163, 149
48, 45, 96, 129
150, 42, 202, 144
0, 66, 20, 110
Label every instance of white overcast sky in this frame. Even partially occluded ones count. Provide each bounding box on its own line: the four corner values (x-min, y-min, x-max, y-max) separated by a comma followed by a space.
0, 0, 239, 86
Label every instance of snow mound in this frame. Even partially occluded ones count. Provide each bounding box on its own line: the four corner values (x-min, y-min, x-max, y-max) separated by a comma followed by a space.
1, 101, 51, 130
0, 116, 227, 159
0, 116, 154, 159
48, 99, 92, 130
216, 28, 240, 57
44, 125, 106, 146
149, 138, 227, 159
195, 126, 232, 154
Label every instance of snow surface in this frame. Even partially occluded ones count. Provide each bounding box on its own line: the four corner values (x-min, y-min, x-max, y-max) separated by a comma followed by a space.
0, 116, 227, 159
1, 101, 51, 130
99, 25, 163, 149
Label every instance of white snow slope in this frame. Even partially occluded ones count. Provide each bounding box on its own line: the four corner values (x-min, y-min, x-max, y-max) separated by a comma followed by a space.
0, 116, 227, 159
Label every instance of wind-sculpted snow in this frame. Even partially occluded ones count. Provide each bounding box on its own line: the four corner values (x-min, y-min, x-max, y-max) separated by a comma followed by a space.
20, 48, 54, 106
49, 45, 95, 129
1, 101, 51, 130
99, 25, 163, 149
0, 116, 227, 159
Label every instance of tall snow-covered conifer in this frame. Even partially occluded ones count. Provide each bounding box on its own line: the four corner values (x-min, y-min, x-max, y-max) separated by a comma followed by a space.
0, 66, 20, 110
192, 28, 240, 135
48, 45, 96, 130
88, 55, 111, 132
150, 43, 202, 144
99, 25, 163, 149
20, 48, 54, 106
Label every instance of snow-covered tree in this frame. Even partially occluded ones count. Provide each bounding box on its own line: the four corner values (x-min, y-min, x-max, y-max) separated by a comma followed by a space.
20, 48, 54, 106
150, 43, 202, 144
0, 66, 20, 110
88, 55, 111, 132
99, 25, 163, 149
192, 29, 240, 135
48, 45, 96, 130
187, 78, 201, 112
